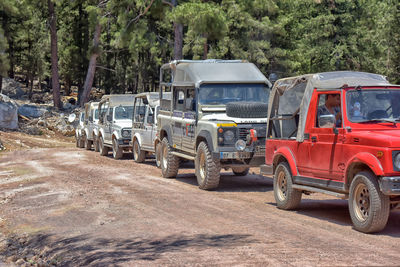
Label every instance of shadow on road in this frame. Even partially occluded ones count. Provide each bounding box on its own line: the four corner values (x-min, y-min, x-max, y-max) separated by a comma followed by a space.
2, 232, 257, 266
267, 199, 400, 236
176, 172, 273, 193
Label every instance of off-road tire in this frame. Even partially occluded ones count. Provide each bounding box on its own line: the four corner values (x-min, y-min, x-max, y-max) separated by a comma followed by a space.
273, 162, 302, 210
79, 135, 85, 148
349, 171, 390, 233
133, 139, 146, 163
112, 138, 123, 159
155, 142, 161, 168
93, 134, 100, 152
226, 101, 268, 118
161, 137, 179, 178
232, 167, 250, 176
195, 141, 221, 190
99, 136, 109, 156
84, 135, 92, 150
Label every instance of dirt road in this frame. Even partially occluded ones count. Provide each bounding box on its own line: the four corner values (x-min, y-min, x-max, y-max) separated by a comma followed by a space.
0, 133, 400, 266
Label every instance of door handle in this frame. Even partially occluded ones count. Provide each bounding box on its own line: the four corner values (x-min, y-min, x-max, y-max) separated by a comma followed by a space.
311, 136, 317, 142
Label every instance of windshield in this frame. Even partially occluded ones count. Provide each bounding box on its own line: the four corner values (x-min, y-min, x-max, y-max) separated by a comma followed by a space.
346, 89, 400, 122
114, 105, 134, 120
198, 84, 269, 105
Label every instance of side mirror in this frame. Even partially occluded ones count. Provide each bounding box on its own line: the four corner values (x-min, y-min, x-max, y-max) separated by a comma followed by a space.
318, 114, 336, 128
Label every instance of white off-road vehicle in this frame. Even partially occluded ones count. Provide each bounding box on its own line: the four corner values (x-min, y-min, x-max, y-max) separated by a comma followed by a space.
97, 94, 135, 159
158, 60, 271, 190
75, 111, 85, 148
131, 92, 171, 167
82, 101, 99, 151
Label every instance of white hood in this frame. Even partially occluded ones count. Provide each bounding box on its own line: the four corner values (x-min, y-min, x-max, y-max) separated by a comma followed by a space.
114, 120, 132, 129
202, 113, 267, 124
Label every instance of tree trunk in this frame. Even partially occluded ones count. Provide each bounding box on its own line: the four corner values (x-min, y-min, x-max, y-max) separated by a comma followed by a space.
171, 0, 183, 60
80, 22, 101, 107
203, 33, 208, 60
0, 75, 2, 94
48, 0, 61, 109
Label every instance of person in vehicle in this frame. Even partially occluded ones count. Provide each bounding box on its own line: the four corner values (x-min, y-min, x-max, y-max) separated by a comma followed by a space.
317, 94, 342, 127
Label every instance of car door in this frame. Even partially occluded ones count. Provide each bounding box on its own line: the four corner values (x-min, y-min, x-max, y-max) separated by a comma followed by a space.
172, 88, 185, 149
104, 106, 113, 143
181, 88, 196, 152
307, 92, 345, 181
142, 105, 154, 150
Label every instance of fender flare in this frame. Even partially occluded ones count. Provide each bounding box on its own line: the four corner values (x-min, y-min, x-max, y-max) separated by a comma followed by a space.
112, 130, 121, 140
196, 130, 214, 152
160, 125, 172, 144
273, 146, 298, 176
133, 133, 142, 146
84, 128, 89, 137
93, 128, 99, 137
345, 152, 384, 181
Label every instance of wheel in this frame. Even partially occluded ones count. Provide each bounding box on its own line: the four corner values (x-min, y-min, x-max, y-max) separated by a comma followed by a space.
79, 135, 85, 148
273, 162, 302, 210
133, 139, 145, 163
99, 136, 109, 156
195, 141, 221, 190
349, 171, 390, 233
112, 138, 123, 159
75, 135, 80, 147
155, 142, 161, 168
84, 135, 92, 150
232, 167, 249, 176
93, 134, 100, 152
160, 137, 179, 178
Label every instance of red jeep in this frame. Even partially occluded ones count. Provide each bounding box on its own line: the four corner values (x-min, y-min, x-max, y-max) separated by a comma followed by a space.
262, 71, 400, 233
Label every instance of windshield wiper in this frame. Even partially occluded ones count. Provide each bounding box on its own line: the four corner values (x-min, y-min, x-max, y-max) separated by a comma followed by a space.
359, 118, 397, 125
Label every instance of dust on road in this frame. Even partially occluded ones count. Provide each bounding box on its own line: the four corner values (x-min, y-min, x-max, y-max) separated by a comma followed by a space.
0, 133, 400, 266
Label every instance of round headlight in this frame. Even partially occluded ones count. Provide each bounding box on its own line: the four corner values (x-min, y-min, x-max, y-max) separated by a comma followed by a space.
394, 153, 400, 169
122, 129, 130, 138
235, 139, 246, 151
223, 130, 234, 142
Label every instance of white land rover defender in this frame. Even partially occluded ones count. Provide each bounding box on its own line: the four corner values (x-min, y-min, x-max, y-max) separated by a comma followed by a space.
158, 60, 271, 190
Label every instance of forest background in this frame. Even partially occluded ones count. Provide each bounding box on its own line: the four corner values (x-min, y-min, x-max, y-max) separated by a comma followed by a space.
0, 0, 399, 108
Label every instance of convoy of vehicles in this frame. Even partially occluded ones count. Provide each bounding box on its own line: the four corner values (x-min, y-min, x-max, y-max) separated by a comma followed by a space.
97, 94, 135, 159
74, 61, 399, 233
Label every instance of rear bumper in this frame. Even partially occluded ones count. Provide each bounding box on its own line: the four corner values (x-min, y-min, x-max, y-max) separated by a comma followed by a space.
380, 176, 400, 195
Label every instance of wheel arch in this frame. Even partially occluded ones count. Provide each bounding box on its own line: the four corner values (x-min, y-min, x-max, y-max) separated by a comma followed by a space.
272, 147, 298, 176
345, 152, 383, 190
160, 126, 172, 143
196, 130, 213, 152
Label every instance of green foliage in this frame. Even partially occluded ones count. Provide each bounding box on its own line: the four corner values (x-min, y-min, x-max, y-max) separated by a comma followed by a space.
2, 0, 400, 95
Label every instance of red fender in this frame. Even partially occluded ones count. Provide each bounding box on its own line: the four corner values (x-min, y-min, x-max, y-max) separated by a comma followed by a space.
345, 152, 384, 178
273, 146, 299, 176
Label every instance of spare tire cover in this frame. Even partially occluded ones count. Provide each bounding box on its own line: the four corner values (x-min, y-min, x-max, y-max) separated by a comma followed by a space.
226, 101, 268, 118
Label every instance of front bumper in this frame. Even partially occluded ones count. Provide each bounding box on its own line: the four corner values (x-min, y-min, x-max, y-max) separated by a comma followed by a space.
212, 145, 265, 166
118, 138, 132, 148
380, 176, 400, 195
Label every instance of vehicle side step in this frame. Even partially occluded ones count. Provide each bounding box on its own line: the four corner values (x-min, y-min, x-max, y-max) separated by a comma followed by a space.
171, 151, 195, 161
292, 184, 348, 199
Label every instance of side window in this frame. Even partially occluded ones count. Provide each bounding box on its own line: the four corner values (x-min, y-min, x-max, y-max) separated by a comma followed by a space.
146, 107, 154, 124
174, 89, 185, 111
134, 98, 146, 123
185, 89, 196, 112
316, 93, 341, 128
107, 107, 113, 122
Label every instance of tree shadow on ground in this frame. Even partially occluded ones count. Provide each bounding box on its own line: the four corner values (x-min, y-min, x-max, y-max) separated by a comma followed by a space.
2, 232, 257, 266
176, 172, 273, 193
267, 199, 400, 236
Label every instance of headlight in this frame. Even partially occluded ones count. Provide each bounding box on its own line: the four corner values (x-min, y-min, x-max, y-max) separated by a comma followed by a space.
394, 153, 400, 170
223, 130, 234, 142
235, 139, 246, 151
121, 129, 131, 138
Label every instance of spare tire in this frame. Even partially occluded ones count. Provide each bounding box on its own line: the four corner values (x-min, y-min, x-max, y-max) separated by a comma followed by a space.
226, 101, 268, 118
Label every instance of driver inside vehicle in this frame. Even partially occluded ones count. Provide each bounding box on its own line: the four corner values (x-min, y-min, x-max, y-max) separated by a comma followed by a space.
317, 94, 342, 127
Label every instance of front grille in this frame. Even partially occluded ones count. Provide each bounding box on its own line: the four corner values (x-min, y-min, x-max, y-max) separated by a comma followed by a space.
238, 128, 249, 140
